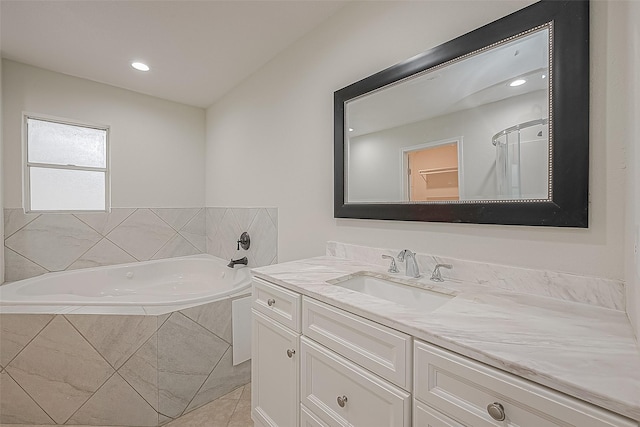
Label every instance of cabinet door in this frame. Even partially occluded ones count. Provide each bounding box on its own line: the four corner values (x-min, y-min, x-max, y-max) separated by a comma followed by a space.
252, 309, 299, 427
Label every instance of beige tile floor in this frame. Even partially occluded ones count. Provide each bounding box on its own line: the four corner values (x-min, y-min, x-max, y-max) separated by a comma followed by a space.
0, 383, 253, 427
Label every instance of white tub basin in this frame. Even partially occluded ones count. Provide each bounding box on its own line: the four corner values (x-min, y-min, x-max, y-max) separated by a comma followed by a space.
335, 275, 453, 312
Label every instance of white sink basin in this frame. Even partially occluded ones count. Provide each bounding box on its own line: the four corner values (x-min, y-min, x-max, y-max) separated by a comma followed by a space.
334, 275, 453, 312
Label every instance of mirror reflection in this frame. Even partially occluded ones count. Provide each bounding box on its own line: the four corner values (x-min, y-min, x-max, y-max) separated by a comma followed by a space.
345, 26, 550, 203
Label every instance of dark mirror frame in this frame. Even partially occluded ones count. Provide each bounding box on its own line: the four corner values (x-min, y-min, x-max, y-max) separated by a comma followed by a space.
334, 0, 589, 227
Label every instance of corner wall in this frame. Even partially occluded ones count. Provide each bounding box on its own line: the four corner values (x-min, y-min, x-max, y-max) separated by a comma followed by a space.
624, 0, 640, 337
0, 55, 4, 284
205, 1, 627, 281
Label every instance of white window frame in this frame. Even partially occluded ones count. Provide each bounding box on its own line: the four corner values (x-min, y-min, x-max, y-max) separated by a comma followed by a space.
23, 113, 111, 213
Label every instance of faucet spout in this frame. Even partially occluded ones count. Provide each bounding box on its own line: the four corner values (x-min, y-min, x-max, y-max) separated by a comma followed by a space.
227, 257, 248, 268
397, 250, 420, 278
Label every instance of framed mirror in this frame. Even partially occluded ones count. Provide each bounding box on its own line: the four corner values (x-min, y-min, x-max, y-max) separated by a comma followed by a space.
334, 0, 589, 227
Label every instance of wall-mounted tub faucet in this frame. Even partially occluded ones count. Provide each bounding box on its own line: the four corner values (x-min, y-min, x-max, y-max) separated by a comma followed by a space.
397, 250, 420, 278
227, 257, 248, 268
381, 255, 399, 273
430, 263, 453, 282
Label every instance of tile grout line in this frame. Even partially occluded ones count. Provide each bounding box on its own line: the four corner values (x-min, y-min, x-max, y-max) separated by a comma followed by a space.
2, 210, 41, 240
2, 315, 56, 370
3, 369, 57, 425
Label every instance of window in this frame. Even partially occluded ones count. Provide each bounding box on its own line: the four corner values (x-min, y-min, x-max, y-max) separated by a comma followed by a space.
24, 115, 110, 212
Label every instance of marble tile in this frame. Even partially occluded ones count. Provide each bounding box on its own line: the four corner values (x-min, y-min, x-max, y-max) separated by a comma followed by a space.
0, 371, 54, 424
180, 299, 232, 344
152, 208, 201, 231
218, 386, 244, 401
68, 373, 158, 426
152, 234, 201, 260
185, 348, 251, 412
67, 238, 137, 270
205, 207, 227, 235
3, 209, 40, 238
157, 313, 230, 418
227, 399, 252, 427
74, 208, 136, 236
106, 209, 177, 261
66, 314, 157, 369
5, 215, 102, 272
266, 208, 278, 228
179, 209, 206, 252
240, 383, 251, 401
5, 316, 114, 423
118, 333, 159, 411
0, 314, 53, 367
247, 209, 277, 267
159, 414, 174, 425
206, 229, 229, 263
3, 247, 48, 282
230, 208, 259, 231
165, 396, 238, 427
217, 209, 242, 260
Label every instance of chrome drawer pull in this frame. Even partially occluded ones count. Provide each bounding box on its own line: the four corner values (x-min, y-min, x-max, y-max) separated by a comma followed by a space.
286, 349, 295, 358
267, 298, 276, 306
487, 402, 506, 421
337, 395, 348, 408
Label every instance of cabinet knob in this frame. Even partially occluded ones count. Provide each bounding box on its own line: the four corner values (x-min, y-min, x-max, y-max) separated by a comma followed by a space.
487, 402, 506, 421
337, 395, 348, 408
286, 349, 295, 358
267, 298, 276, 306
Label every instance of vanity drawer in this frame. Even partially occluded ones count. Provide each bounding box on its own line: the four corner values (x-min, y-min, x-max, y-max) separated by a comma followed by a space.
413, 399, 464, 427
301, 336, 411, 427
252, 278, 301, 332
302, 297, 412, 389
414, 340, 636, 427
301, 404, 330, 427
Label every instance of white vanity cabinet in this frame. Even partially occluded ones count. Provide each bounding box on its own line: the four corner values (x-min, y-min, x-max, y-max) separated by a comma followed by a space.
252, 278, 301, 427
413, 340, 636, 427
252, 277, 637, 427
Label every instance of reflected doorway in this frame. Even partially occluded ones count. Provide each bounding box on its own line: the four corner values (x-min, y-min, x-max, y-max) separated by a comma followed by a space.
403, 138, 462, 202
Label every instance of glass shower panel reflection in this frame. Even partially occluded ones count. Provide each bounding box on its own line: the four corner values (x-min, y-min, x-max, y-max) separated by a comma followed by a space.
494, 119, 548, 200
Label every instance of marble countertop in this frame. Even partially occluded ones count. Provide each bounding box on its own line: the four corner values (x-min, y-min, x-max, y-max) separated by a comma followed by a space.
252, 256, 640, 422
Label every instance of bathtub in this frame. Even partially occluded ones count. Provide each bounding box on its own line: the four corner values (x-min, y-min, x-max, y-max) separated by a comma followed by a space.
0, 254, 253, 425
0, 254, 251, 308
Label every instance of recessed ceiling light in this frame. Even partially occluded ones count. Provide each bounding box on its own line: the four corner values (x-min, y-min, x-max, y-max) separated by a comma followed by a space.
131, 62, 150, 72
509, 79, 526, 87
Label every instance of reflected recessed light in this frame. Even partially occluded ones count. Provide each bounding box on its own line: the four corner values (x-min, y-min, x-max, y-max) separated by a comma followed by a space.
131, 62, 150, 72
542, 74, 546, 79
509, 79, 526, 87
348, 128, 354, 132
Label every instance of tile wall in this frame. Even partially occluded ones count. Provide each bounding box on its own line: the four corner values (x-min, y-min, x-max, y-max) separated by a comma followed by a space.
3, 207, 278, 283
0, 297, 251, 425
205, 207, 278, 268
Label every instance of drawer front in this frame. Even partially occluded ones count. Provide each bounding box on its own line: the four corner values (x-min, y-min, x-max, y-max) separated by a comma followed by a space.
301, 404, 330, 427
303, 297, 412, 390
252, 278, 301, 332
414, 340, 636, 427
413, 399, 465, 427
301, 336, 411, 427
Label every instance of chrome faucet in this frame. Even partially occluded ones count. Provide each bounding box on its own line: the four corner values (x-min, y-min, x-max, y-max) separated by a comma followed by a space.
227, 257, 248, 268
381, 255, 399, 273
430, 263, 453, 282
397, 250, 420, 278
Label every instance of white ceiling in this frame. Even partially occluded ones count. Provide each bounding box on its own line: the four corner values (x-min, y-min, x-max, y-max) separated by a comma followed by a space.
0, 0, 347, 108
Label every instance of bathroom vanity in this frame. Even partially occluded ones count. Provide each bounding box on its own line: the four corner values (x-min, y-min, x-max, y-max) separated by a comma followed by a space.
250, 250, 640, 427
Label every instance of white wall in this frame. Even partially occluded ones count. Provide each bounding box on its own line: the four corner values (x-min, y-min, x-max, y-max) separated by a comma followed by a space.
348, 90, 548, 202
2, 60, 206, 209
205, 0, 629, 282
0, 55, 4, 283
623, 0, 640, 337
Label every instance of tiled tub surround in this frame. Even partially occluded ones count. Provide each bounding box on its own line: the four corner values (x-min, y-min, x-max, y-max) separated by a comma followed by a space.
3, 208, 207, 283
327, 241, 626, 311
252, 251, 640, 421
3, 206, 278, 283
0, 296, 252, 425
205, 207, 277, 268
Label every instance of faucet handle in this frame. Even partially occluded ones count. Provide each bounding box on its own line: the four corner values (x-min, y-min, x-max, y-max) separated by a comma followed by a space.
431, 263, 453, 282
381, 255, 399, 273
